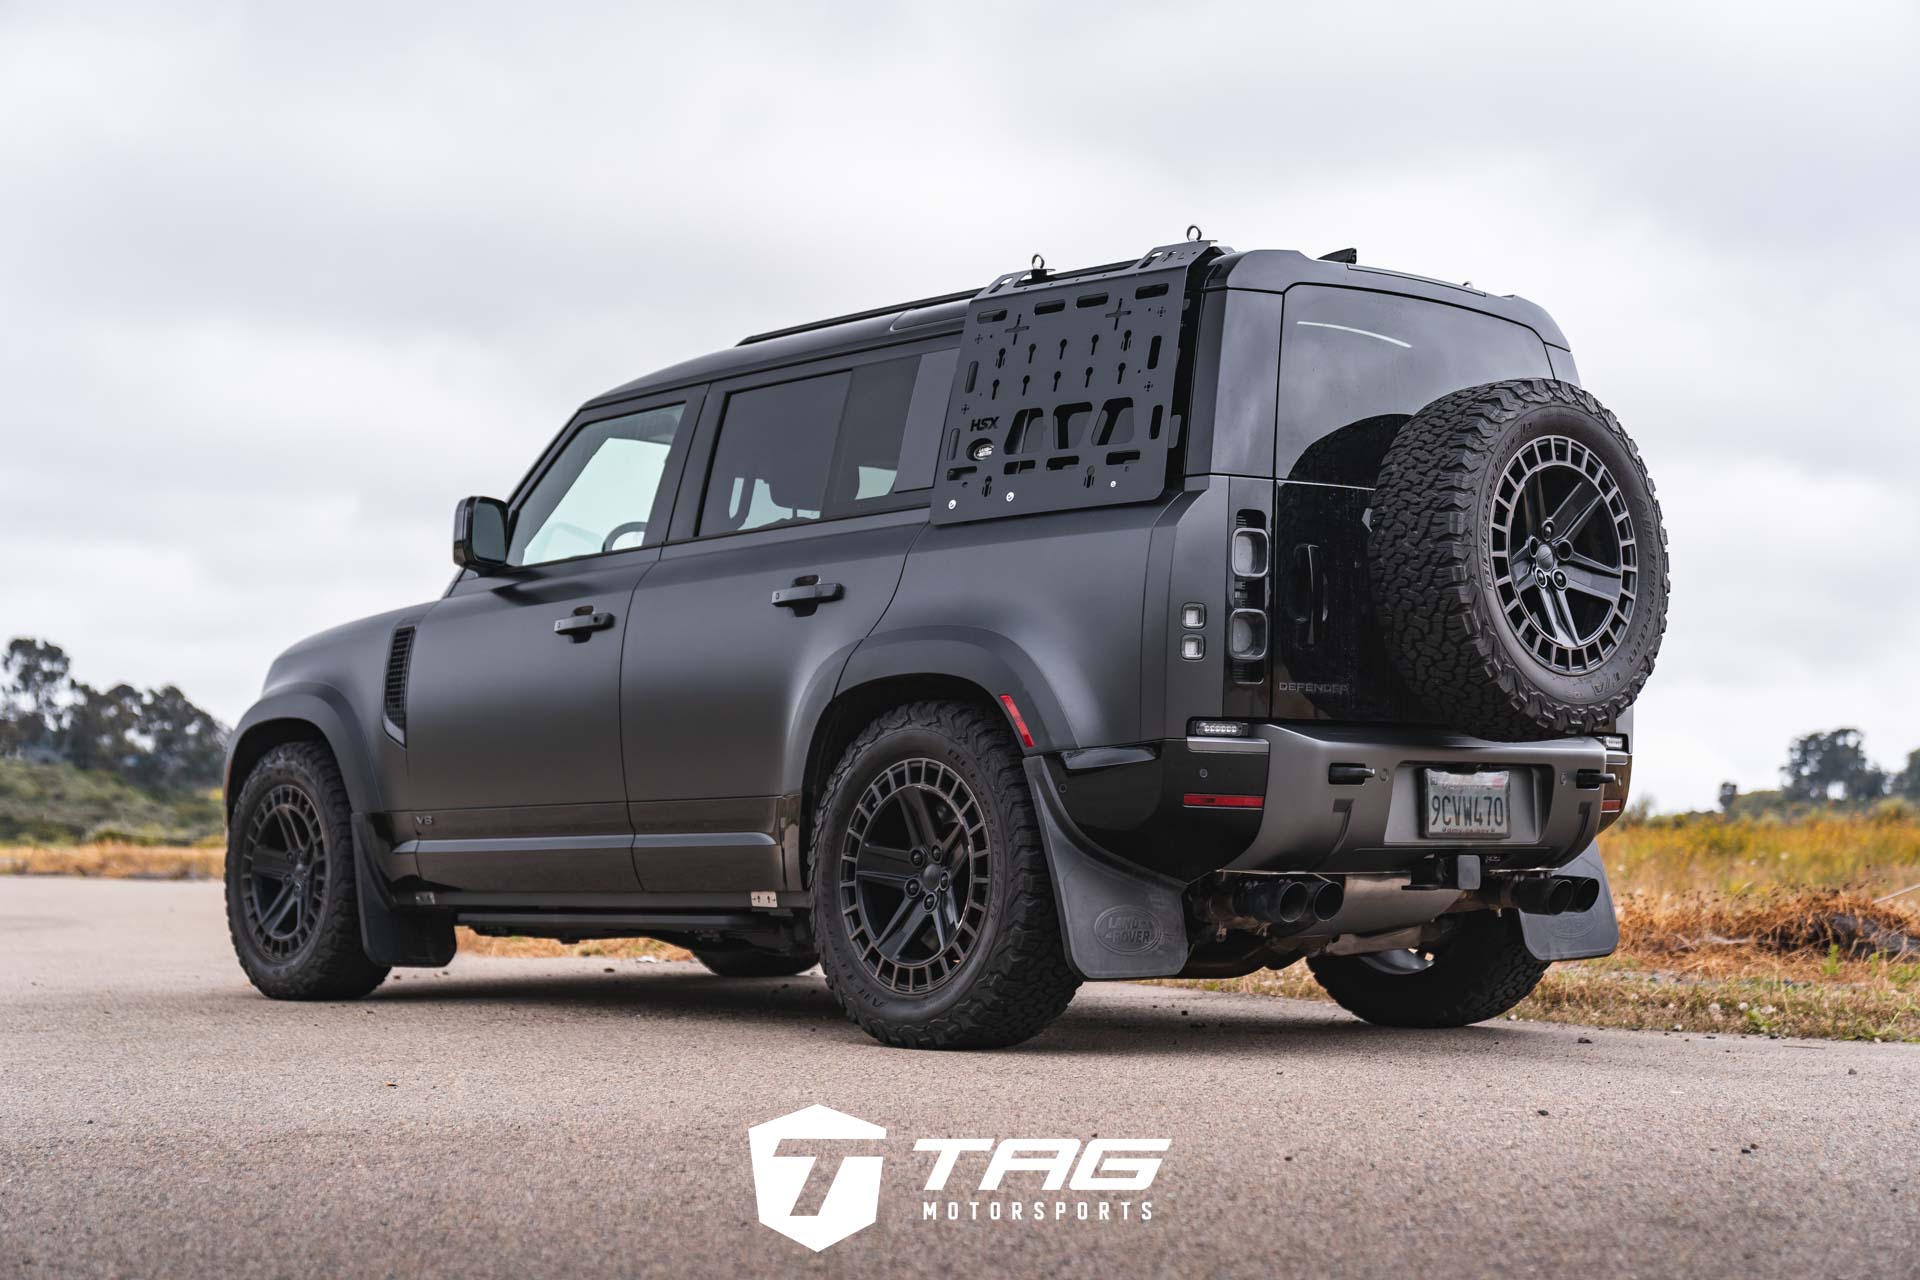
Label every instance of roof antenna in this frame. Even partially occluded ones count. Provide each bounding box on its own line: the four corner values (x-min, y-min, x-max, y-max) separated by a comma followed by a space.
1318, 247, 1358, 264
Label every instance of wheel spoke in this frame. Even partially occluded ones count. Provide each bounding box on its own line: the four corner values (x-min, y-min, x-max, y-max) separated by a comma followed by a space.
1545, 478, 1605, 539
929, 895, 955, 950
873, 895, 931, 962
855, 868, 913, 890
1529, 581, 1574, 645
1515, 471, 1539, 538
1546, 586, 1581, 644
933, 818, 969, 859
259, 881, 299, 933
249, 845, 293, 879
1559, 560, 1623, 605
899, 787, 939, 849
860, 844, 918, 876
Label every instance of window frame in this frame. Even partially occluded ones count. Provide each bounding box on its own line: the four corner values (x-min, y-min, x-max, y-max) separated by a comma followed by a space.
492, 388, 705, 574
666, 337, 955, 546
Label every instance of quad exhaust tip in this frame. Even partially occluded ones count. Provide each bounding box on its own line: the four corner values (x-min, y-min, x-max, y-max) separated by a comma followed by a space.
1487, 875, 1600, 916
1195, 876, 1344, 932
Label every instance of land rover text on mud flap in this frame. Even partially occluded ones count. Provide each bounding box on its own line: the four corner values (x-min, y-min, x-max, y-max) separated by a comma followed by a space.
224, 236, 1668, 1048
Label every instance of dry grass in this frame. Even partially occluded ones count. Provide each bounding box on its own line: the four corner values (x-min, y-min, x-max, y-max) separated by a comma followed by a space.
1174, 813, 1920, 1041
1601, 808, 1920, 898
454, 928, 690, 962
9, 813, 1920, 1040
0, 841, 223, 879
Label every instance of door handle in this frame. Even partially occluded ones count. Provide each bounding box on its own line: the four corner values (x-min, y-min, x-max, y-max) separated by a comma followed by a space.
770, 581, 844, 610
553, 610, 616, 640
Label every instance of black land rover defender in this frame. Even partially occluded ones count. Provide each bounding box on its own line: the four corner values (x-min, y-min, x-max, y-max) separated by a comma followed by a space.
224, 237, 1668, 1048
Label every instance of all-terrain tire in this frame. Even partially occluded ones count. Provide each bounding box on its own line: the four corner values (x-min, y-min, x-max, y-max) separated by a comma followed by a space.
225, 742, 389, 1000
811, 700, 1080, 1049
1368, 378, 1669, 740
692, 948, 819, 978
1307, 912, 1546, 1028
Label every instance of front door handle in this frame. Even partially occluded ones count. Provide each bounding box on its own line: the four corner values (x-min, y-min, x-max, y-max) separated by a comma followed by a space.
770, 581, 844, 610
553, 610, 616, 640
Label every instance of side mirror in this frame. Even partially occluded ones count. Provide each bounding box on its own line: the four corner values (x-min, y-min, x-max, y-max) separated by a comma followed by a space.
453, 496, 510, 571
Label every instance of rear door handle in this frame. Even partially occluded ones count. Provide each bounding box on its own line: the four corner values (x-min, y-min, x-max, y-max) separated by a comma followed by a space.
553, 610, 616, 640
770, 581, 844, 609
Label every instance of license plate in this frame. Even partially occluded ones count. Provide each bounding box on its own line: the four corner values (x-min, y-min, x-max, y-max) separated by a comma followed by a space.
1422, 769, 1511, 839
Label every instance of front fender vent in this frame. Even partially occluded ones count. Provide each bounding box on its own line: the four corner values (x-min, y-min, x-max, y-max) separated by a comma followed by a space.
383, 625, 415, 744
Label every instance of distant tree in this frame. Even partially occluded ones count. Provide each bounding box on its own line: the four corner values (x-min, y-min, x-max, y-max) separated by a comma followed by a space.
1717, 781, 1739, 815
133, 685, 227, 790
1782, 728, 1887, 804
1895, 749, 1920, 802
0, 638, 227, 791
1, 638, 73, 755
61, 682, 145, 775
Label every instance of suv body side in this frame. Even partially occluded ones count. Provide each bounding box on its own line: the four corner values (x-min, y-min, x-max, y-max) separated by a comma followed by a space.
226, 247, 1595, 909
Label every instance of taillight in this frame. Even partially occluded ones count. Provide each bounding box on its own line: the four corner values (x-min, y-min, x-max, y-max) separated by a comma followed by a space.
1229, 512, 1269, 682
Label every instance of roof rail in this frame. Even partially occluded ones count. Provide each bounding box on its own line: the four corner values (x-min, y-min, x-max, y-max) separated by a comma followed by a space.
736, 288, 980, 347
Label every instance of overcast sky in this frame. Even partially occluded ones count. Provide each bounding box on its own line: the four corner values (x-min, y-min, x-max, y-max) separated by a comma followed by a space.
3, 2, 1916, 810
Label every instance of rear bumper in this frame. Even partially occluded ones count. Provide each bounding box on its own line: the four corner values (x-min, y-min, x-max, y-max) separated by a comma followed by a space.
1229, 723, 1623, 874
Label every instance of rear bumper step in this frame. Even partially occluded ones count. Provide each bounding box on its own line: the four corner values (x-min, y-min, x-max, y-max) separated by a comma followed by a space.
1228, 723, 1617, 875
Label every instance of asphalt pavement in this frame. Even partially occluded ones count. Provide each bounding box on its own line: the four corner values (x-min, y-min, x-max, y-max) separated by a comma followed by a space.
4, 876, 1916, 1279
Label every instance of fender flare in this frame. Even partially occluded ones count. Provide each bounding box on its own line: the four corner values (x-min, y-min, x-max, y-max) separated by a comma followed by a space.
225, 684, 381, 818
831, 626, 1077, 753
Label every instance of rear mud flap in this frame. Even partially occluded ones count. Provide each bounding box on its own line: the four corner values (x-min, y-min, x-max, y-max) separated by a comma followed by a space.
1520, 842, 1619, 962
1023, 758, 1189, 979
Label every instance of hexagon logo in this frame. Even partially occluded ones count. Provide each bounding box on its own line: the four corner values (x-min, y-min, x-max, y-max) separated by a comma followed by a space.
747, 1104, 887, 1252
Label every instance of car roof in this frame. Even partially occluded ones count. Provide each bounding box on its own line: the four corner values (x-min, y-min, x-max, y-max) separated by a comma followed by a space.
584, 248, 1568, 411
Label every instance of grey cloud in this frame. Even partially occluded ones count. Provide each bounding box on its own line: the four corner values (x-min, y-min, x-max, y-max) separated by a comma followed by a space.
2, 0, 1915, 810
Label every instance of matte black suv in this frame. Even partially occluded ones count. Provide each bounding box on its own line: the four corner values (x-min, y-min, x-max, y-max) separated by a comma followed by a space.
224, 237, 1668, 1048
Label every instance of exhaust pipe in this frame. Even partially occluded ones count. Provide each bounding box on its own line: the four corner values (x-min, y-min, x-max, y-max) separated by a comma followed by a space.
1195, 877, 1342, 933
1478, 875, 1597, 916
1564, 875, 1601, 913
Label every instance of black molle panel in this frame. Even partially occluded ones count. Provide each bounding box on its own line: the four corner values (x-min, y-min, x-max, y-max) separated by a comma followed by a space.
933, 241, 1218, 524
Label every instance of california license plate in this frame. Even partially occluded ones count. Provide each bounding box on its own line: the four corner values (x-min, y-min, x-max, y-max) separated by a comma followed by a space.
1422, 769, 1511, 839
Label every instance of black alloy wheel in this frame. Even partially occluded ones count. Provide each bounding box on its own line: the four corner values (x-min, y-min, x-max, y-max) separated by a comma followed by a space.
837, 758, 991, 995
1490, 433, 1637, 675
240, 782, 329, 959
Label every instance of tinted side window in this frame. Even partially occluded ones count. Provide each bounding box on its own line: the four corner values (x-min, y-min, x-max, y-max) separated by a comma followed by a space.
826, 357, 921, 509
1276, 288, 1551, 484
700, 372, 848, 535
698, 349, 957, 537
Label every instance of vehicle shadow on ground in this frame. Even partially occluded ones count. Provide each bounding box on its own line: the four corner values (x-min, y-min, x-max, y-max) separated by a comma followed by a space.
364, 962, 1570, 1064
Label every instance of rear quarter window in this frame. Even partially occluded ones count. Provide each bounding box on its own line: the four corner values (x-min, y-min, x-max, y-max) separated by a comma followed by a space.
1276, 288, 1552, 485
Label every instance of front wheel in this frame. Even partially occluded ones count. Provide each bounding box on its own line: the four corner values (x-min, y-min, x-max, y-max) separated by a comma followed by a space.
225, 742, 389, 1000
1307, 911, 1546, 1028
811, 700, 1080, 1049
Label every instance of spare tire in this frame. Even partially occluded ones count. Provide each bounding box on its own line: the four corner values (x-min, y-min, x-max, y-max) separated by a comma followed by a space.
1367, 379, 1669, 740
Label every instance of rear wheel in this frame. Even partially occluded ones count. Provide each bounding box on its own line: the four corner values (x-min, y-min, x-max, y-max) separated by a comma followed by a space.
692, 948, 818, 978
225, 742, 388, 1000
1306, 911, 1545, 1028
812, 700, 1079, 1049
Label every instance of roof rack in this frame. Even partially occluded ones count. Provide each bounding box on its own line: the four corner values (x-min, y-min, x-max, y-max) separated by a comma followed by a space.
736, 288, 980, 347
